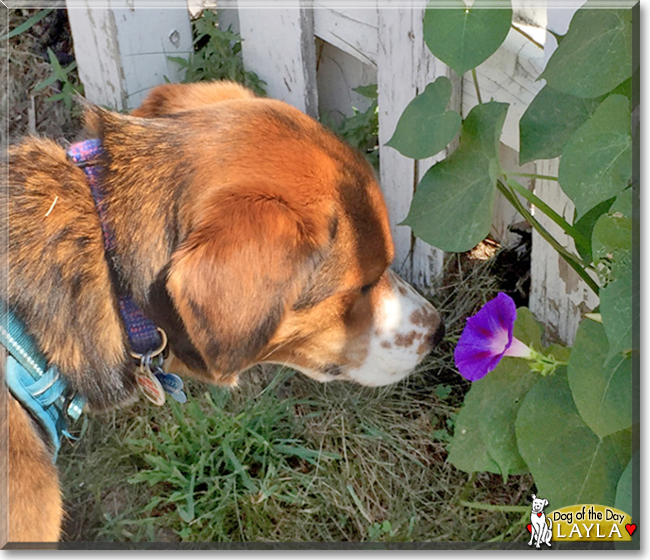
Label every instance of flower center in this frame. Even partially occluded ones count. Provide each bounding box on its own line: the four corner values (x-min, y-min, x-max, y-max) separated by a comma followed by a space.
489, 327, 511, 356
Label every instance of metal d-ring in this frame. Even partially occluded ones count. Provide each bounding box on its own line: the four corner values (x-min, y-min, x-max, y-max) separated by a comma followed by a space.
130, 327, 168, 362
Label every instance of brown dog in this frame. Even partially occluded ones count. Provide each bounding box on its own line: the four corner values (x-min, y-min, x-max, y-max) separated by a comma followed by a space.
1, 81, 443, 542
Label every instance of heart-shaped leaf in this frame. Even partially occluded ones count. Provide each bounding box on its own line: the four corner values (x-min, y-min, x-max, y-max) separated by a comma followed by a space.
516, 372, 629, 510
541, 5, 633, 98
446, 379, 501, 474
423, 0, 512, 76
519, 85, 602, 164
559, 94, 632, 218
386, 77, 461, 160
402, 101, 508, 252
567, 319, 632, 439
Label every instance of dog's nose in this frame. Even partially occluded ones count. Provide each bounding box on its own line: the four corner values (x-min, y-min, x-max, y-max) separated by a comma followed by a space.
430, 321, 445, 348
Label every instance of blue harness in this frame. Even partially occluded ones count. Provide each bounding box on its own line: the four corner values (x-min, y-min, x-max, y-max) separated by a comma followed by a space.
3, 139, 185, 462
2, 303, 85, 461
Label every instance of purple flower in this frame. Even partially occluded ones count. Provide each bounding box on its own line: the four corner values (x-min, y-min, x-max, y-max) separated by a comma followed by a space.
454, 293, 533, 381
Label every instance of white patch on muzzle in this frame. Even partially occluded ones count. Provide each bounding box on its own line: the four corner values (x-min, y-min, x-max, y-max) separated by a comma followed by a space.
345, 269, 441, 386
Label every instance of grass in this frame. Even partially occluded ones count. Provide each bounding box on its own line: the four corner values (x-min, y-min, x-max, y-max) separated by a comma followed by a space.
58, 252, 535, 543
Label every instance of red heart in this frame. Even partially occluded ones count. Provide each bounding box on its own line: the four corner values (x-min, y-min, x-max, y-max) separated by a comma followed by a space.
626, 524, 637, 536
537, 512, 543, 517
526, 524, 532, 533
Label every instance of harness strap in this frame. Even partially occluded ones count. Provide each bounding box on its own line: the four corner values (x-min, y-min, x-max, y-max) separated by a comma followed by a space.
1, 303, 85, 461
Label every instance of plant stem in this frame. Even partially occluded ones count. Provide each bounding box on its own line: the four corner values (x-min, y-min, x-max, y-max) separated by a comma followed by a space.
471, 68, 483, 104
505, 171, 559, 182
460, 500, 530, 513
510, 23, 544, 50
504, 177, 591, 253
496, 180, 600, 295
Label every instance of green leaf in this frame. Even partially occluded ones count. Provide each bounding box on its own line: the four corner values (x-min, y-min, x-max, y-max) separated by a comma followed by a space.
167, 55, 190, 68
512, 306, 544, 351
402, 101, 508, 252
559, 94, 632, 218
0, 8, 53, 42
600, 253, 633, 361
46, 47, 65, 79
477, 359, 535, 479
477, 308, 545, 479
609, 187, 633, 218
572, 197, 615, 263
592, 202, 633, 360
423, 0, 512, 76
519, 85, 601, 164
567, 319, 632, 439
222, 442, 257, 493
515, 372, 626, 510
541, 5, 633, 98
33, 73, 59, 92
614, 457, 633, 516
610, 77, 633, 104
446, 380, 501, 474
592, 206, 632, 261
353, 84, 378, 99
608, 427, 633, 470
386, 77, 461, 160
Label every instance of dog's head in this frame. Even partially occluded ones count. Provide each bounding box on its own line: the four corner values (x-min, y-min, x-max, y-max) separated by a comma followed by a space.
531, 495, 549, 513
118, 82, 444, 387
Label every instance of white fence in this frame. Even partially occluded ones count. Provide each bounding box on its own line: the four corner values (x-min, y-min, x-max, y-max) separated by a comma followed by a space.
64, 0, 593, 344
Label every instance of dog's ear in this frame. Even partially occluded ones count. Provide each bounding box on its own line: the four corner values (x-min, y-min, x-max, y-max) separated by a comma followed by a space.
531, 494, 536, 501
543, 499, 548, 507
167, 186, 334, 384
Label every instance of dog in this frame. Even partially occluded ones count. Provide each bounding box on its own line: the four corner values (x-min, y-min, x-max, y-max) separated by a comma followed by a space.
528, 494, 553, 548
1, 81, 444, 542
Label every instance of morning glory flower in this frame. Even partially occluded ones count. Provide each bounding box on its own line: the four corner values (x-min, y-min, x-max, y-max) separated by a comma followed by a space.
454, 293, 534, 381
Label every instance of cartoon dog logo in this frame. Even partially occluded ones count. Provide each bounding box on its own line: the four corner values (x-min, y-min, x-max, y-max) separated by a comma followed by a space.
528, 494, 552, 548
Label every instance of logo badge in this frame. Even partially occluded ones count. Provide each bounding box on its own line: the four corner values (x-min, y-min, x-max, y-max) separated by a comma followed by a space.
527, 494, 553, 548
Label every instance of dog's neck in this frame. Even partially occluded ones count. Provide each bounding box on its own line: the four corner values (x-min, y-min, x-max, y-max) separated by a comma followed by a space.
92, 114, 212, 383
4, 114, 210, 410
92, 112, 194, 306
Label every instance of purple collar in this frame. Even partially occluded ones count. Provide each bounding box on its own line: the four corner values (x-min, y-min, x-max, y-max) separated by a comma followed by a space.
67, 139, 163, 356
67, 139, 187, 405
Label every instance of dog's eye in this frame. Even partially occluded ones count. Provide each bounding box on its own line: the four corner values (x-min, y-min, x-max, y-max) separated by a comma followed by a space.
360, 282, 374, 295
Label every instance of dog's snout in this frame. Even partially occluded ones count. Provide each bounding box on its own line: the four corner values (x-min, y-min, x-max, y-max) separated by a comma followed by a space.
430, 321, 445, 348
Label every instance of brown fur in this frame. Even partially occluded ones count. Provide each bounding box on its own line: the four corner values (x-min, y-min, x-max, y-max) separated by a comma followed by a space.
130, 81, 256, 117
2, 81, 411, 542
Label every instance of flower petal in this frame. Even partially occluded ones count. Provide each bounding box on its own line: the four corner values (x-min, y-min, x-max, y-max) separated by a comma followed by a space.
503, 337, 534, 359
454, 293, 518, 381
454, 345, 504, 381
